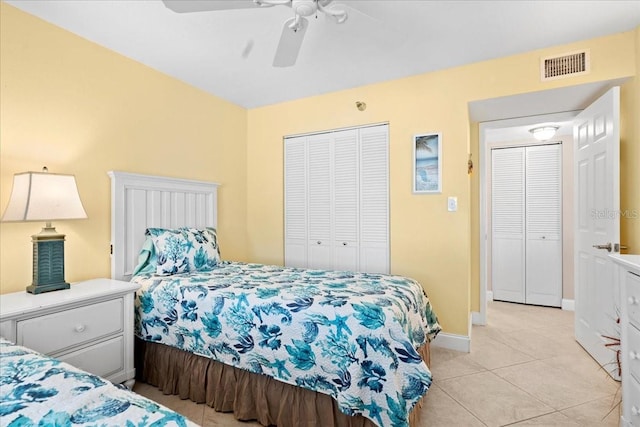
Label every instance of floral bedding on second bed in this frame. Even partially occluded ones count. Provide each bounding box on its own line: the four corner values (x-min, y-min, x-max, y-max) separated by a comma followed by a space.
133, 262, 441, 427
0, 339, 194, 427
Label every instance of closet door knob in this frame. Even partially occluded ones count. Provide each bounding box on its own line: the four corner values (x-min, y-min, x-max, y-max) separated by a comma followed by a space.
74, 324, 86, 333
342, 242, 347, 246
316, 241, 321, 245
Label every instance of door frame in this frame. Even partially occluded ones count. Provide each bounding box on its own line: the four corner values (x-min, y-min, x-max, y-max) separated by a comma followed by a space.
477, 111, 578, 325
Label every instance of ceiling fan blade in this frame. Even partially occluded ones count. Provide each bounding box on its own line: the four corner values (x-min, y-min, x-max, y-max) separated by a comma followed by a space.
162, 0, 260, 13
273, 17, 308, 67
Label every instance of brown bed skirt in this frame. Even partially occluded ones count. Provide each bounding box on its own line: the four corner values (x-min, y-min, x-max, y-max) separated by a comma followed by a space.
135, 338, 430, 427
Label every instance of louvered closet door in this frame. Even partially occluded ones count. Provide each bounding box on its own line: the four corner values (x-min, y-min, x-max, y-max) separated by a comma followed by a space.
284, 136, 308, 268
307, 133, 333, 270
492, 147, 526, 303
333, 129, 359, 271
525, 144, 562, 307
359, 125, 389, 274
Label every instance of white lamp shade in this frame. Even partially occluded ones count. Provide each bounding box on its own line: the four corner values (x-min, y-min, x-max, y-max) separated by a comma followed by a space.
2, 172, 87, 222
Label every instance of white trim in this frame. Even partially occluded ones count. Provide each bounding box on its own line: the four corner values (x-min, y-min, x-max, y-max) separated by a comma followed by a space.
471, 311, 485, 325
284, 121, 389, 139
431, 332, 470, 353
562, 299, 575, 311
487, 290, 494, 301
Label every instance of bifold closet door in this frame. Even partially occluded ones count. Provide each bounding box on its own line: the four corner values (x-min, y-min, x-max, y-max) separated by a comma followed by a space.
359, 125, 389, 274
333, 129, 359, 271
491, 144, 562, 307
284, 124, 389, 274
307, 132, 333, 270
492, 147, 526, 303
284, 136, 308, 268
525, 144, 562, 307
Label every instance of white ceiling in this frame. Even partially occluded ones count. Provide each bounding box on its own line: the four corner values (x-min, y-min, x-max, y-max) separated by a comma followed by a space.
6, 0, 640, 108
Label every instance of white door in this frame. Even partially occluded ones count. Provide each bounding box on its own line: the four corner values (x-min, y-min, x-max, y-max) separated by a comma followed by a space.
284, 124, 389, 273
284, 136, 308, 268
333, 129, 359, 271
492, 147, 526, 303
307, 132, 333, 270
492, 144, 563, 307
525, 144, 563, 307
574, 87, 620, 379
359, 125, 390, 274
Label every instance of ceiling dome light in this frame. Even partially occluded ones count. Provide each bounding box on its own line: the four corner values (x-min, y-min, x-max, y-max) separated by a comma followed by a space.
529, 126, 559, 141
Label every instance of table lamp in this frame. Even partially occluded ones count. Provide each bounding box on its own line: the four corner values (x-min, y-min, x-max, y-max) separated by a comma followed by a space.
1, 167, 87, 294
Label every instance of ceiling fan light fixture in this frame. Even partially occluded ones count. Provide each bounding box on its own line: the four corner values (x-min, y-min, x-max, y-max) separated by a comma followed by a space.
529, 126, 559, 141
292, 0, 317, 16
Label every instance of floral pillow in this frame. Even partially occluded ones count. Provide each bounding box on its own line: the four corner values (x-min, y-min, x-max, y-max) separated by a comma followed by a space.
145, 227, 221, 275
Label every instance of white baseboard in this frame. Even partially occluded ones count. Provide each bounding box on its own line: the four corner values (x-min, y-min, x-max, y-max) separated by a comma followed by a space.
472, 311, 486, 326
562, 299, 575, 311
431, 332, 470, 353
487, 290, 494, 301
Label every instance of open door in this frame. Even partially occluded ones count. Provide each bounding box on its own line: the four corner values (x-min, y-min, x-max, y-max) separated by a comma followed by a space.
574, 87, 621, 379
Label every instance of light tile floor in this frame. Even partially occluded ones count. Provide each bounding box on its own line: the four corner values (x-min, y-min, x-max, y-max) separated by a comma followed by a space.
134, 301, 621, 426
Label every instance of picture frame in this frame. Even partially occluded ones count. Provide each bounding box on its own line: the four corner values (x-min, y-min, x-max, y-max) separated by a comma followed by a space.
413, 132, 442, 194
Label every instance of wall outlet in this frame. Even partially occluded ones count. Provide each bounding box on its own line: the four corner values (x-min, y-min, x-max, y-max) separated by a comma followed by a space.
448, 196, 458, 212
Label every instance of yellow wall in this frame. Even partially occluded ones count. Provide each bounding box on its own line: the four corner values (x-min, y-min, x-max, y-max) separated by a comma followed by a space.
620, 28, 640, 253
0, 3, 249, 294
247, 30, 638, 335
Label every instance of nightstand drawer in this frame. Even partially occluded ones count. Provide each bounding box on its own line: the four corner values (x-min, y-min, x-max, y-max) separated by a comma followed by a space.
629, 323, 640, 384
17, 298, 123, 355
627, 375, 640, 424
59, 336, 124, 379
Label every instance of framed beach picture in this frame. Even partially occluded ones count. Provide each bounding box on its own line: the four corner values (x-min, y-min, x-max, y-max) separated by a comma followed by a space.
413, 133, 442, 194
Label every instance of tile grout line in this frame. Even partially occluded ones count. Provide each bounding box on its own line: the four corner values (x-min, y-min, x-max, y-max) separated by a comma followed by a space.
431, 383, 490, 427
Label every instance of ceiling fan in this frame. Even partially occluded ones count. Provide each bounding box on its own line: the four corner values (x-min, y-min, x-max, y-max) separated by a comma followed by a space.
162, 0, 351, 67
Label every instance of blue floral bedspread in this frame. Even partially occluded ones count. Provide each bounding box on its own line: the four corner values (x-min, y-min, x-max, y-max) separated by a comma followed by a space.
133, 262, 441, 427
0, 339, 195, 427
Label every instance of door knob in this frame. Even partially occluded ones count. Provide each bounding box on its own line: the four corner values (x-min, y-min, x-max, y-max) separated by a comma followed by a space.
592, 243, 612, 252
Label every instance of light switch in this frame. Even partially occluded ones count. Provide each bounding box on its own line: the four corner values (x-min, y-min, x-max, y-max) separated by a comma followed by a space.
448, 196, 458, 212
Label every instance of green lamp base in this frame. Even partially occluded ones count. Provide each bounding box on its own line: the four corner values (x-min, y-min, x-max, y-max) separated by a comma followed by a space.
27, 224, 70, 295
26, 281, 71, 294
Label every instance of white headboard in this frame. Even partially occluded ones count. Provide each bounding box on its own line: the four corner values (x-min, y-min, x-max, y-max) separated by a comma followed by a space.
108, 171, 219, 281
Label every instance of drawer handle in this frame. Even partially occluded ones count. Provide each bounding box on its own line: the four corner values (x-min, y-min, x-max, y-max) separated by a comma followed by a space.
74, 324, 86, 333
630, 351, 640, 360
633, 406, 640, 416
629, 296, 639, 305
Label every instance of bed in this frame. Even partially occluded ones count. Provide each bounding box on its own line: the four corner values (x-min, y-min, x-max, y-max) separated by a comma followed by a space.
0, 338, 196, 426
109, 171, 441, 427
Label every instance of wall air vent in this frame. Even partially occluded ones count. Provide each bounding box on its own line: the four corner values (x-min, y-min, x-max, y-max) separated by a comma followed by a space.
541, 49, 590, 81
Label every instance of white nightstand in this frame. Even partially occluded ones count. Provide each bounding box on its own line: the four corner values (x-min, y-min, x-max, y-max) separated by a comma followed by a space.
615, 254, 640, 427
0, 278, 139, 387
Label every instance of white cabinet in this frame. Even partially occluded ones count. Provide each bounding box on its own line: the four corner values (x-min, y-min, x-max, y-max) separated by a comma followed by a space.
616, 254, 640, 426
284, 124, 389, 273
491, 143, 562, 307
0, 278, 139, 386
